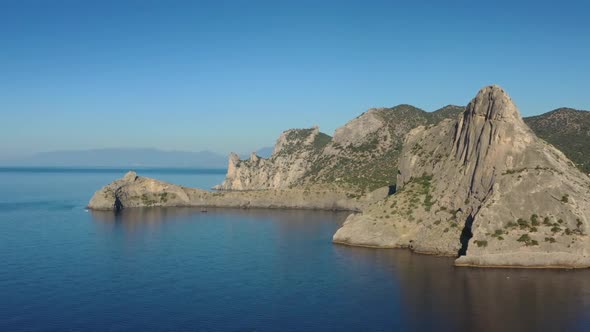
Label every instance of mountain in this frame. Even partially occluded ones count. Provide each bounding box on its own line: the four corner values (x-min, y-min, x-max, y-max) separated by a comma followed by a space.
0, 148, 227, 168
300, 104, 464, 192
87, 85, 590, 268
398, 106, 590, 175
524, 108, 590, 174
215, 105, 463, 193
333, 85, 590, 268
238, 147, 274, 160
255, 147, 274, 158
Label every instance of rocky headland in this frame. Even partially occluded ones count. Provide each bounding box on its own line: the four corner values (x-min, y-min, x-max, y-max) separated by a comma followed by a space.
87, 85, 590, 268
333, 85, 590, 268
87, 170, 390, 212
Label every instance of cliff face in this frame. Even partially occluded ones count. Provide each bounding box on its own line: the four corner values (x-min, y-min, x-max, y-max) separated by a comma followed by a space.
334, 85, 590, 268
376, 106, 590, 175
213, 126, 330, 190
215, 105, 462, 193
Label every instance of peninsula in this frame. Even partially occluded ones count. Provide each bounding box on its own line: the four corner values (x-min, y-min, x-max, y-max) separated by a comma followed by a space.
88, 85, 590, 268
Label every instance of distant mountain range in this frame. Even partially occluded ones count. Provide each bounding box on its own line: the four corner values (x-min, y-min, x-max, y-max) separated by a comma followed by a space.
238, 147, 273, 159
1, 108, 587, 172
0, 148, 228, 168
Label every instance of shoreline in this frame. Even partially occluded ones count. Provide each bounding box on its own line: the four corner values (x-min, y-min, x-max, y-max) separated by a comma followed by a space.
335, 240, 589, 270
88, 170, 590, 270
454, 262, 587, 270
86, 171, 389, 212
87, 203, 361, 213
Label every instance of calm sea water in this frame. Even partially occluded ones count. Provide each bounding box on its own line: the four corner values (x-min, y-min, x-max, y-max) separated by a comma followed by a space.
1, 167, 590, 332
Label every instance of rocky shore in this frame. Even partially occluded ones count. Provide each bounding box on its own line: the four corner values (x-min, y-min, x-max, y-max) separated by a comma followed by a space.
87, 170, 390, 212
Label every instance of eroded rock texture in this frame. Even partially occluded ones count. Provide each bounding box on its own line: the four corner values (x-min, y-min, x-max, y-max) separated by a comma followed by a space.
215, 106, 462, 194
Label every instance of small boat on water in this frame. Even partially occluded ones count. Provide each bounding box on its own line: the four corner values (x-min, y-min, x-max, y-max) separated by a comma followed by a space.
200, 209, 208, 213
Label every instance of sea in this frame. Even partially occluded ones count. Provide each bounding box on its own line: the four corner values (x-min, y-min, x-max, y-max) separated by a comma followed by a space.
1, 167, 590, 331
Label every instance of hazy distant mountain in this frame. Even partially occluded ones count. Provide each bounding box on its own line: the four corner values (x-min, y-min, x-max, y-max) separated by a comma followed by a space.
255, 147, 273, 158
0, 148, 227, 168
238, 146, 274, 159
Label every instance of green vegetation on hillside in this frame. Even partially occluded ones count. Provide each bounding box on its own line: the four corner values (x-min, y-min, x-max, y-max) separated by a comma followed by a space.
236, 105, 589, 195
298, 105, 464, 193
276, 129, 333, 157
524, 108, 590, 174
313, 132, 332, 150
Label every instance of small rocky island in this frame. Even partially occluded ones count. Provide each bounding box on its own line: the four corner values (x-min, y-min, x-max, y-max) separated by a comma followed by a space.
88, 85, 590, 268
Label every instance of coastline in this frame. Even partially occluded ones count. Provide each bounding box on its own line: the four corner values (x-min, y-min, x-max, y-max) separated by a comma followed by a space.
335, 240, 590, 269
87, 201, 361, 212
86, 171, 389, 213
88, 170, 590, 270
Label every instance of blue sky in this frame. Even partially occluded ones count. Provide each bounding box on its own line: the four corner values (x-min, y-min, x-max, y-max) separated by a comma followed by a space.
1, 0, 588, 157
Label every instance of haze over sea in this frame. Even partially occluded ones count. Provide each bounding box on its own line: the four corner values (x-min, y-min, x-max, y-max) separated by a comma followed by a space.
0, 167, 589, 331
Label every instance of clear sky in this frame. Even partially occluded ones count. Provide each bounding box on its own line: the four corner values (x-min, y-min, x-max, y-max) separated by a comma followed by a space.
1, 0, 588, 157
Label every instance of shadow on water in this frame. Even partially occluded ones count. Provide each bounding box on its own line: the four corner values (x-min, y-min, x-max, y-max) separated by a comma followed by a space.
89, 207, 590, 332
90, 207, 352, 231
335, 246, 590, 332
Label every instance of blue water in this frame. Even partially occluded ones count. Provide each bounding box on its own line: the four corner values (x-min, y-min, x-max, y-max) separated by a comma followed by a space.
1, 168, 590, 331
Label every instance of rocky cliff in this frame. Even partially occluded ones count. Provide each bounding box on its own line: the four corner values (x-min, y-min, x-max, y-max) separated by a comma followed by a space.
215, 105, 463, 194
333, 85, 590, 268
213, 126, 331, 190
87, 85, 590, 268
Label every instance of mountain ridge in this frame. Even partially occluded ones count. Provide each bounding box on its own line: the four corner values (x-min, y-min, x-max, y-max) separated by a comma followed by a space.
215, 104, 465, 193
524, 107, 590, 173
215, 104, 590, 193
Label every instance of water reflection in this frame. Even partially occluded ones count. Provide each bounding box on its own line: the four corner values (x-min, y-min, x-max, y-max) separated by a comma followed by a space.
90, 207, 351, 232
335, 246, 590, 332
89, 208, 590, 332
91, 207, 199, 227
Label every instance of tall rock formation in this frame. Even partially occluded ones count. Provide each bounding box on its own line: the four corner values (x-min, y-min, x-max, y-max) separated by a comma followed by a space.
334, 85, 590, 268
